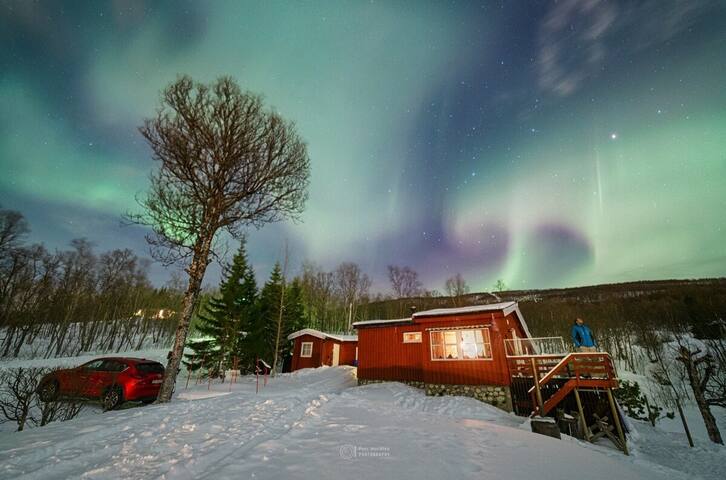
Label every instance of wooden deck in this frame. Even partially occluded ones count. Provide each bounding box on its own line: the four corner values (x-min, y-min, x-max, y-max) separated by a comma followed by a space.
505, 343, 628, 454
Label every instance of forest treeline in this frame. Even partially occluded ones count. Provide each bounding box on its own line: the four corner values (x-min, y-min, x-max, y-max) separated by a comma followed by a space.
0, 207, 182, 358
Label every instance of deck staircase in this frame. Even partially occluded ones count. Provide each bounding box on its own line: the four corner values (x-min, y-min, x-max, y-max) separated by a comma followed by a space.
527, 352, 618, 416
505, 338, 628, 454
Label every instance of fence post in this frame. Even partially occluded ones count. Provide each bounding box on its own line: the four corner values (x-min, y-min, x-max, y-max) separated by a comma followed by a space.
607, 388, 628, 455
573, 388, 591, 441
531, 357, 545, 415
675, 398, 694, 447
644, 394, 655, 427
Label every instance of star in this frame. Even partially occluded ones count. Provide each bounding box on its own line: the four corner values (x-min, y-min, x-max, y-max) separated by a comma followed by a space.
610, 133, 618, 140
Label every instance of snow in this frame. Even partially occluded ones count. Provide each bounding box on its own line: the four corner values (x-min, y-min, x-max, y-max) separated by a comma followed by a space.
0, 349, 169, 371
287, 329, 357, 342
412, 301, 518, 318
352, 318, 411, 327
1, 366, 723, 480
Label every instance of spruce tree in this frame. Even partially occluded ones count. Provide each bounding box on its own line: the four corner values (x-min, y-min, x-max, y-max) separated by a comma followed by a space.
242, 263, 283, 371
184, 240, 257, 376
240, 266, 308, 373
281, 279, 306, 358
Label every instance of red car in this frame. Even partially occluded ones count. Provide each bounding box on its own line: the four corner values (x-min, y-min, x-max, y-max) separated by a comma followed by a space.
37, 357, 165, 410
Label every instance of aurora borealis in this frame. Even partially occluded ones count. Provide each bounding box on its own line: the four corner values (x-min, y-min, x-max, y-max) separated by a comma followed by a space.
1, 1, 725, 291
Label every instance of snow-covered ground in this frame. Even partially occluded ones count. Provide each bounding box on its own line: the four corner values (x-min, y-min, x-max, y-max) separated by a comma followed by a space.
0, 348, 169, 371
0, 366, 723, 480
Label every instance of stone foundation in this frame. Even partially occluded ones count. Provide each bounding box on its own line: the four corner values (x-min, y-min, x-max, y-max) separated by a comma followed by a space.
358, 379, 512, 412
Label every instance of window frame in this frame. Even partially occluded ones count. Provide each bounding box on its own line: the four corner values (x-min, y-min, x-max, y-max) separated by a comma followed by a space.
403, 332, 422, 343
300, 341, 314, 358
429, 328, 493, 361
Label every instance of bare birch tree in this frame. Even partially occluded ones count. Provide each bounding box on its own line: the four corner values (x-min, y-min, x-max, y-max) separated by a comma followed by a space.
127, 76, 310, 402
387, 265, 423, 299
444, 273, 469, 306
335, 262, 371, 327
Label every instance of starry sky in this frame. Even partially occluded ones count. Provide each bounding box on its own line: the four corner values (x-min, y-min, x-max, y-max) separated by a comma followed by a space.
1, 0, 725, 292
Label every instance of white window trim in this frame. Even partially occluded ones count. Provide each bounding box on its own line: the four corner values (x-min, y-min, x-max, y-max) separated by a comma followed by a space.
403, 332, 422, 343
429, 328, 493, 361
300, 341, 313, 358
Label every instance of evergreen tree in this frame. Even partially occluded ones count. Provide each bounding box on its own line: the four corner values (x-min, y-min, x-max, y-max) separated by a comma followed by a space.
241, 264, 307, 373
242, 263, 282, 371
281, 278, 306, 359
184, 240, 257, 376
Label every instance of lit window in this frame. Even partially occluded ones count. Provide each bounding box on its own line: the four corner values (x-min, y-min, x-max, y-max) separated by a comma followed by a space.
301, 342, 313, 358
430, 329, 492, 361
403, 332, 422, 343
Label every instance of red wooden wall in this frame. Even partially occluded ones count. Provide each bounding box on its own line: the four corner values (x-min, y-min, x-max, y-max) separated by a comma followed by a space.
291, 334, 358, 371
357, 311, 528, 386
357, 323, 423, 382
291, 334, 323, 371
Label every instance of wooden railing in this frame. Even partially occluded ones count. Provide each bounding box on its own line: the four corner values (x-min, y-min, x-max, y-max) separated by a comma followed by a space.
506, 349, 628, 454
526, 352, 618, 416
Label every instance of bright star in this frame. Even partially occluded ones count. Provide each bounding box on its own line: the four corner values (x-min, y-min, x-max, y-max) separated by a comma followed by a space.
610, 133, 618, 140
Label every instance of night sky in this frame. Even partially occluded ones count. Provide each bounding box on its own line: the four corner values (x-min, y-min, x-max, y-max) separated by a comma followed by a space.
2, 1, 725, 291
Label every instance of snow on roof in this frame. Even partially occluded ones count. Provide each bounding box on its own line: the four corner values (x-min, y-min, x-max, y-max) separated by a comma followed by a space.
352, 318, 412, 327
415, 302, 533, 339
412, 302, 518, 318
286, 328, 357, 342
324, 333, 358, 342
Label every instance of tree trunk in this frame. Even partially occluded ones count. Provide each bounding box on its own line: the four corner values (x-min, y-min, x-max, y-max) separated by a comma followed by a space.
271, 282, 286, 376
681, 352, 723, 445
156, 236, 213, 403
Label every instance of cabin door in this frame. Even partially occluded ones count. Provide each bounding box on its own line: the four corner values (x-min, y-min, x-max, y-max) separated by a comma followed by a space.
332, 344, 340, 366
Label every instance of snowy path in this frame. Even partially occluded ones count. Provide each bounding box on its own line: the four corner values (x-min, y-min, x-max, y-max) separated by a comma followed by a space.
0, 367, 723, 480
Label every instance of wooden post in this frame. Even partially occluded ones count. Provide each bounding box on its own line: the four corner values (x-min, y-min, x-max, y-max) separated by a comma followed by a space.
196, 357, 206, 385
185, 364, 192, 389
606, 388, 628, 455
573, 388, 591, 441
531, 357, 545, 415
675, 398, 694, 448
644, 394, 655, 427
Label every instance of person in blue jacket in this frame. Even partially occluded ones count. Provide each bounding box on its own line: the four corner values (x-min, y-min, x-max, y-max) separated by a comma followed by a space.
571, 317, 597, 352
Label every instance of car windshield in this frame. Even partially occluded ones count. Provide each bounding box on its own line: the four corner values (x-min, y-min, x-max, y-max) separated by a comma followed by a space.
136, 363, 164, 374
82, 359, 104, 371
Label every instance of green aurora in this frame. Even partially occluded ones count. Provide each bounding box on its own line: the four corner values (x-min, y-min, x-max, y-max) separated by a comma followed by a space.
1, 1, 725, 290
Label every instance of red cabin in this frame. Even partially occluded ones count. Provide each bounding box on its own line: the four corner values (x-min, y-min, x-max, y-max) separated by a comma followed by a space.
353, 302, 625, 450
355, 301, 619, 415
288, 329, 358, 372
353, 302, 531, 408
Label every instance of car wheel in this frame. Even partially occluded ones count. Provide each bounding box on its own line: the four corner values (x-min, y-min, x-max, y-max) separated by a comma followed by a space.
38, 380, 59, 402
102, 386, 123, 411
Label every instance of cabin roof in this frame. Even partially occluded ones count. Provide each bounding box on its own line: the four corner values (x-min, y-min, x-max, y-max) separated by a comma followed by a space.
352, 317, 412, 327
412, 301, 518, 318
353, 301, 532, 338
286, 328, 358, 342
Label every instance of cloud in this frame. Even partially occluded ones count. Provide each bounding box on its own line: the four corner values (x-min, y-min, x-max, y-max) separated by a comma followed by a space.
536, 0, 723, 97
536, 0, 617, 97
